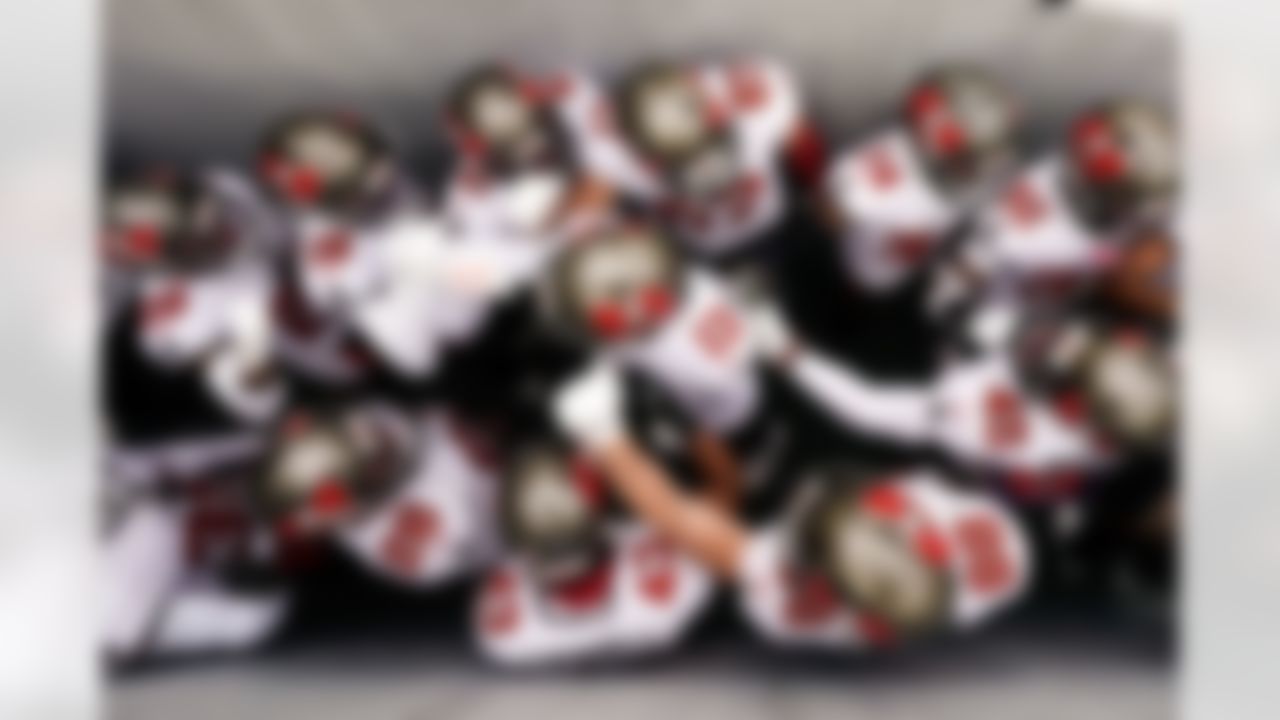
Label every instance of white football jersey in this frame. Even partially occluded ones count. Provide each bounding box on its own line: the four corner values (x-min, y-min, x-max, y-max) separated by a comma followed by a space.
136, 261, 281, 423
104, 167, 285, 325
966, 156, 1119, 302
932, 353, 1114, 493
473, 524, 714, 666
443, 172, 612, 298
737, 471, 1030, 650
334, 413, 501, 587
272, 212, 381, 385
102, 495, 289, 660
827, 128, 962, 293
784, 341, 1113, 499
611, 271, 763, 434
285, 211, 527, 380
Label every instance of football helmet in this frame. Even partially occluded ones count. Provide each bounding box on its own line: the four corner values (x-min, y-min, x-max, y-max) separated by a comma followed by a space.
1062, 101, 1177, 229
103, 167, 237, 272
615, 61, 739, 196
259, 404, 417, 534
501, 442, 608, 584
902, 64, 1021, 192
256, 110, 396, 216
446, 64, 574, 179
797, 476, 953, 636
542, 222, 684, 343
1013, 311, 1176, 448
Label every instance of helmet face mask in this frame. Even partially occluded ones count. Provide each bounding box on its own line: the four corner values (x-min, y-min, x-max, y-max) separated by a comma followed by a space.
551, 225, 683, 343
1013, 313, 1099, 396
634, 77, 712, 156
261, 407, 413, 534
1014, 312, 1176, 449
472, 83, 537, 145
1083, 333, 1176, 449
1064, 101, 1177, 230
503, 445, 607, 585
802, 482, 951, 637
105, 172, 236, 274
258, 112, 394, 217
450, 66, 569, 179
619, 64, 733, 184
904, 66, 1020, 194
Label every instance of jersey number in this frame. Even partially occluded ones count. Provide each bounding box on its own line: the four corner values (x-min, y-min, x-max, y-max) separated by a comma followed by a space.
984, 387, 1028, 450
380, 502, 440, 578
480, 568, 520, 636
1003, 180, 1046, 228
633, 535, 678, 605
694, 302, 743, 360
955, 515, 1014, 595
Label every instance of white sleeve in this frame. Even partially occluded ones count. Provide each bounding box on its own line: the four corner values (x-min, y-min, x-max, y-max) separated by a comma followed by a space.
150, 586, 289, 656
349, 282, 444, 379
787, 350, 937, 445
205, 166, 289, 258
101, 500, 186, 658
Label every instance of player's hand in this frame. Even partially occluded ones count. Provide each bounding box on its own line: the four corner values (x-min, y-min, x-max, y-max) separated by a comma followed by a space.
745, 303, 799, 366
553, 361, 626, 450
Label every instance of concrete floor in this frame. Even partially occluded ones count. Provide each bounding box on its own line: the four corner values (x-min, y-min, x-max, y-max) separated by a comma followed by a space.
111, 609, 1173, 720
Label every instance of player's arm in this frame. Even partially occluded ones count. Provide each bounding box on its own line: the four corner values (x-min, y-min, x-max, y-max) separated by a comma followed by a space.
687, 428, 744, 512
748, 304, 937, 446
553, 363, 750, 579
204, 286, 284, 422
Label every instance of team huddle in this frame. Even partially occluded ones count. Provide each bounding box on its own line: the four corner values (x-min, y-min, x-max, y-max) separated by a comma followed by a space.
101, 57, 1177, 668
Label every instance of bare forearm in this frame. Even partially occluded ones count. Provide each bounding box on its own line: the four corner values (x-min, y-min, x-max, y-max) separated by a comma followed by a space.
593, 438, 748, 579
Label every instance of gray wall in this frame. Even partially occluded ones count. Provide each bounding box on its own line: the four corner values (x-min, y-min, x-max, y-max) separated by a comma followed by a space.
107, 0, 1174, 168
